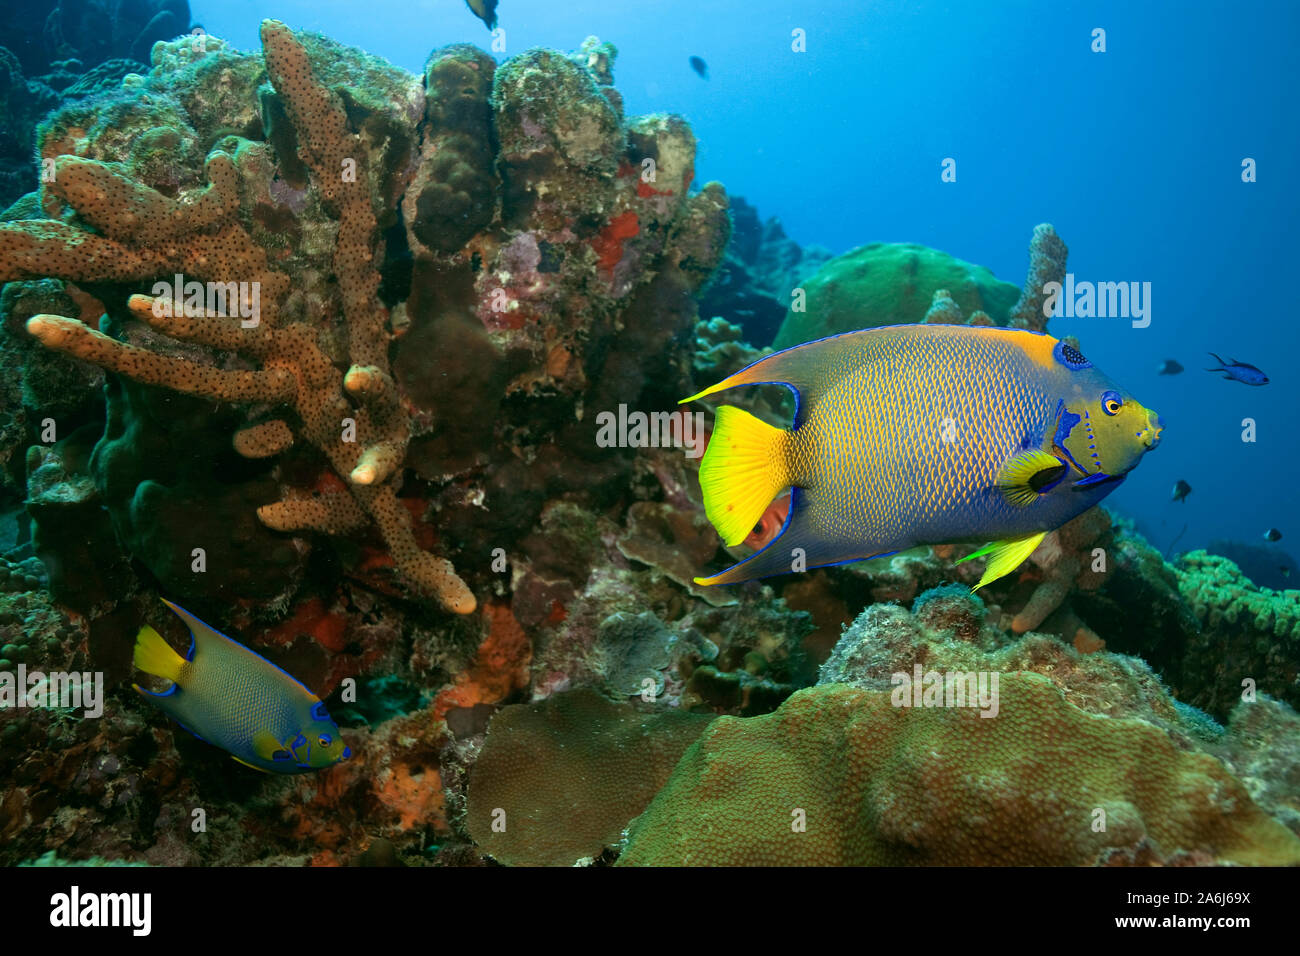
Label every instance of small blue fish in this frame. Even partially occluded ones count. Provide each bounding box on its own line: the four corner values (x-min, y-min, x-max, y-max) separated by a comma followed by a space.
1207, 353, 1268, 385
133, 599, 351, 773
1264, 528, 1283, 542
1157, 359, 1183, 375
1171, 479, 1192, 503
689, 56, 709, 79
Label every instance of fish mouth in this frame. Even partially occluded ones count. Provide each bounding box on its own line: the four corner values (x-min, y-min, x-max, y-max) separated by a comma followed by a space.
1142, 410, 1163, 450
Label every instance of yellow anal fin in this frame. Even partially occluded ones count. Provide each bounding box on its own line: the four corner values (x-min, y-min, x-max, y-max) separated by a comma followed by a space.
697, 405, 791, 547
231, 756, 271, 773
132, 624, 185, 683
958, 531, 1048, 590
997, 451, 1068, 507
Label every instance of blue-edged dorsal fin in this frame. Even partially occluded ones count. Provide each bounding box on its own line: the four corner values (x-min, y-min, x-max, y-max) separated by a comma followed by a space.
159, 598, 317, 698
679, 327, 886, 428
160, 598, 239, 654
679, 324, 1049, 429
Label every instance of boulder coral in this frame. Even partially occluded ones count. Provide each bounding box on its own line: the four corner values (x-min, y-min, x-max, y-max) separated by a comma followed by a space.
772, 223, 1066, 349
619, 674, 1300, 866
618, 593, 1300, 866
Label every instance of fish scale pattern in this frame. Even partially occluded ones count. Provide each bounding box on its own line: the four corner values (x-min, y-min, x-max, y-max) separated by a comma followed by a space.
789, 327, 1051, 548
162, 633, 301, 754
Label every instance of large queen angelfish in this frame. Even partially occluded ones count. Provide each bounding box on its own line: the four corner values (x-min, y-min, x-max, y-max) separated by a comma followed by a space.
681, 324, 1162, 588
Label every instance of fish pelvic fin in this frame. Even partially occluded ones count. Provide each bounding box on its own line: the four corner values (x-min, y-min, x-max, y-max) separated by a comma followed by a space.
698, 405, 792, 547
133, 624, 186, 684
958, 531, 1048, 590
231, 755, 273, 774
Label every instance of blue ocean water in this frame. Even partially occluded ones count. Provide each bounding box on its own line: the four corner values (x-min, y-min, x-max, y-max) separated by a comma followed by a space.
198, 0, 1298, 563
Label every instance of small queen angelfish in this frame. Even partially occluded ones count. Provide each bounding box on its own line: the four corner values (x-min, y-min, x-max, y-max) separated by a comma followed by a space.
682, 324, 1162, 588
133, 599, 351, 773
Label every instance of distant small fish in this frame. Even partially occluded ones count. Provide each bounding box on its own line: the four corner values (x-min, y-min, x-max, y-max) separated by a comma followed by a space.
1207, 353, 1268, 385
1282, 566, 1292, 579
689, 56, 709, 79
464, 0, 498, 30
1264, 528, 1283, 542
1171, 479, 1192, 503
1157, 359, 1183, 375
133, 599, 351, 773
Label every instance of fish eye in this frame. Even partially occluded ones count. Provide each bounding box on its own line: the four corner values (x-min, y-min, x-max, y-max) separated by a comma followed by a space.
318, 734, 331, 748
1101, 390, 1122, 416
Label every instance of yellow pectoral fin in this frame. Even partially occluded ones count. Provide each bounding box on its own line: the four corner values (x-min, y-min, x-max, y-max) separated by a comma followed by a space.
231, 756, 272, 773
252, 729, 291, 762
959, 531, 1048, 591
997, 451, 1068, 507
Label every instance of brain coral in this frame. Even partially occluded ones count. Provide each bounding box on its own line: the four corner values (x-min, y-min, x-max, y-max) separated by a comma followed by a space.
617, 673, 1300, 866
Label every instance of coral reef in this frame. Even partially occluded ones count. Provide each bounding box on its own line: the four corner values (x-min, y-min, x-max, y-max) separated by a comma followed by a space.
618, 595, 1300, 866
1210, 695, 1300, 836
1006, 222, 1068, 333
2, 18, 731, 625
1171, 551, 1300, 715
1071, 527, 1300, 721
0, 19, 747, 867
618, 675, 1300, 866
1, 10, 1284, 875
5, 22, 473, 613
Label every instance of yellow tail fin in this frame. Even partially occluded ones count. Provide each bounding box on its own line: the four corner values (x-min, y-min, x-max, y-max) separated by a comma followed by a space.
133, 624, 185, 683
699, 405, 791, 547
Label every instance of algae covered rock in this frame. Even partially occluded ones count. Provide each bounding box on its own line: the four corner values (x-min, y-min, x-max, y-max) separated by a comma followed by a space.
772, 241, 1021, 349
